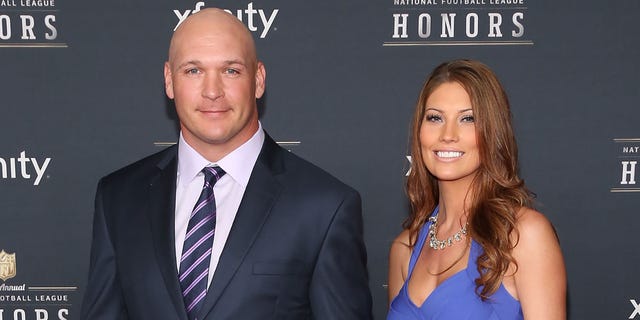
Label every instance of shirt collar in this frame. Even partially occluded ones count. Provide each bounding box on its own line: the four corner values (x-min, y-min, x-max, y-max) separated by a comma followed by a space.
177, 122, 265, 188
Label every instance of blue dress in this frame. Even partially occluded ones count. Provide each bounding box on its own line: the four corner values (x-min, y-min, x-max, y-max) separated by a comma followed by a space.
387, 210, 523, 320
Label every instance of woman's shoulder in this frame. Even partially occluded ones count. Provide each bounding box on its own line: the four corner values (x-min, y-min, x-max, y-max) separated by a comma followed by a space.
388, 229, 414, 300
514, 207, 559, 245
394, 229, 412, 245
511, 207, 563, 268
390, 229, 412, 259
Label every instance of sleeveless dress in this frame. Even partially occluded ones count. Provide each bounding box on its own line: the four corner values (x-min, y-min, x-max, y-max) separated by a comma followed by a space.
387, 209, 523, 320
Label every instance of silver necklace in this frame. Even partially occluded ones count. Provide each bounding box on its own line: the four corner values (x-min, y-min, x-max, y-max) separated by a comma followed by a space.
428, 215, 468, 250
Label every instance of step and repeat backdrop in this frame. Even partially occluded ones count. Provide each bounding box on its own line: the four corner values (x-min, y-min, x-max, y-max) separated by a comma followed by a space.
1, 0, 638, 319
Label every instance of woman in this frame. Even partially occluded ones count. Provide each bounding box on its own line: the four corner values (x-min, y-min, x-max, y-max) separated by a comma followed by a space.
387, 60, 566, 319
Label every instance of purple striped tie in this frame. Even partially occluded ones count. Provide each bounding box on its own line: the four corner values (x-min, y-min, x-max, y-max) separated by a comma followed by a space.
179, 166, 225, 320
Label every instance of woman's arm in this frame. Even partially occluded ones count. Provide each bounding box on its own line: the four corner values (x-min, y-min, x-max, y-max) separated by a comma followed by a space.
512, 208, 567, 320
388, 230, 412, 304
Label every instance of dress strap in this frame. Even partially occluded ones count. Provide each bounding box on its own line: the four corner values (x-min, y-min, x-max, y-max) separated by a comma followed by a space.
406, 207, 439, 277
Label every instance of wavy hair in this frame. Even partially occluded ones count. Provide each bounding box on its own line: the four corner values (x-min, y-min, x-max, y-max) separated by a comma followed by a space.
405, 59, 532, 300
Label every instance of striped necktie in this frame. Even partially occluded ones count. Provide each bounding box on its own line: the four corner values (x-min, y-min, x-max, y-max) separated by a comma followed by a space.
179, 166, 225, 320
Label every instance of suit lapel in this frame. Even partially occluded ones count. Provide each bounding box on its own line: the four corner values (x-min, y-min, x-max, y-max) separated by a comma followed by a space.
146, 147, 189, 320
198, 136, 284, 319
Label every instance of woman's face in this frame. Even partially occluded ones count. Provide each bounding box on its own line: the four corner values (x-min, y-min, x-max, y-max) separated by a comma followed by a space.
419, 81, 481, 184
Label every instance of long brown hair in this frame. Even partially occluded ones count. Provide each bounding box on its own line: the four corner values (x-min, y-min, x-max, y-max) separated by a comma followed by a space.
405, 59, 532, 300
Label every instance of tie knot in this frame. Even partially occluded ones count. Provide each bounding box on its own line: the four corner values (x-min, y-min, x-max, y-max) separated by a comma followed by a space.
202, 166, 226, 186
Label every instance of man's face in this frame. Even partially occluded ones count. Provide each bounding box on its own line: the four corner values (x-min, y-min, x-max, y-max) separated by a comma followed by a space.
164, 13, 265, 161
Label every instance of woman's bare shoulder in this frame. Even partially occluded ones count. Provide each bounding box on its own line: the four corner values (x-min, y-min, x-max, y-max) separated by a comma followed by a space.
514, 207, 559, 245
393, 229, 412, 247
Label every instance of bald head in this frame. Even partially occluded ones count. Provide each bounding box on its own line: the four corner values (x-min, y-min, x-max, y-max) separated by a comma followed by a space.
168, 8, 258, 65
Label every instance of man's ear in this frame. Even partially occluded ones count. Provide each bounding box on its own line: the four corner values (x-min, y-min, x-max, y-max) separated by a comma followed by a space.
255, 61, 266, 99
164, 61, 174, 99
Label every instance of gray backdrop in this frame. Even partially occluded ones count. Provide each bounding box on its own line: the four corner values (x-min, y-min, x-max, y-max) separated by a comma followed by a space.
1, 0, 639, 319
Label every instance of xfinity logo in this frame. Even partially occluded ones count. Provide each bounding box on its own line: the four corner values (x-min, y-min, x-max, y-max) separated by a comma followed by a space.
172, 2, 279, 38
0, 151, 51, 186
630, 299, 640, 319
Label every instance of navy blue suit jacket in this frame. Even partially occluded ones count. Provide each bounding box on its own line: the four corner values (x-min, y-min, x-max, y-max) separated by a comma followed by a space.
80, 134, 373, 319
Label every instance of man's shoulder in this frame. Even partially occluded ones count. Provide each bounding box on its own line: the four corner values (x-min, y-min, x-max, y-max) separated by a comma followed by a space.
100, 145, 177, 185
274, 146, 357, 195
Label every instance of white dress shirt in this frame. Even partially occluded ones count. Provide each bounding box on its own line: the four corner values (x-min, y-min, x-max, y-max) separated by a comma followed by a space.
174, 123, 264, 288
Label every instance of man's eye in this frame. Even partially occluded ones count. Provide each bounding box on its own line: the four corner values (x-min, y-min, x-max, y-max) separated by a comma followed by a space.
186, 68, 200, 75
225, 68, 239, 75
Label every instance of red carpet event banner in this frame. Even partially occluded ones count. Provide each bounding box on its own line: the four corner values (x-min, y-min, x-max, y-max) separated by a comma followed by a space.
1, 0, 638, 319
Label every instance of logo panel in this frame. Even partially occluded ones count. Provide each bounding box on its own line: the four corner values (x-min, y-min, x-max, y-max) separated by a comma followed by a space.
0, 0, 66, 48
611, 138, 640, 193
0, 250, 16, 281
385, 0, 532, 47
0, 248, 77, 318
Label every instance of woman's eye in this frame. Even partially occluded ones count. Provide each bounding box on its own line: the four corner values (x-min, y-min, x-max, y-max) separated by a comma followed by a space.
426, 114, 442, 122
461, 115, 475, 123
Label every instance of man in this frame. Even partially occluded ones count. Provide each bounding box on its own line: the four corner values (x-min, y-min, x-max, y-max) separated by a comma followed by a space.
80, 8, 372, 320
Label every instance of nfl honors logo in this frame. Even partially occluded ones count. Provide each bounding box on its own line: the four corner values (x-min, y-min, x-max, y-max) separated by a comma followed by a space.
0, 250, 16, 281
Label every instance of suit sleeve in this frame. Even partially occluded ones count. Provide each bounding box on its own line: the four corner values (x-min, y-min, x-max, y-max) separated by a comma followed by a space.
309, 189, 373, 320
80, 179, 129, 320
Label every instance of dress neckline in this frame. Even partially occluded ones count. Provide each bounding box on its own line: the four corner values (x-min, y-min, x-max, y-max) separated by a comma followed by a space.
407, 265, 470, 309
404, 213, 475, 309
